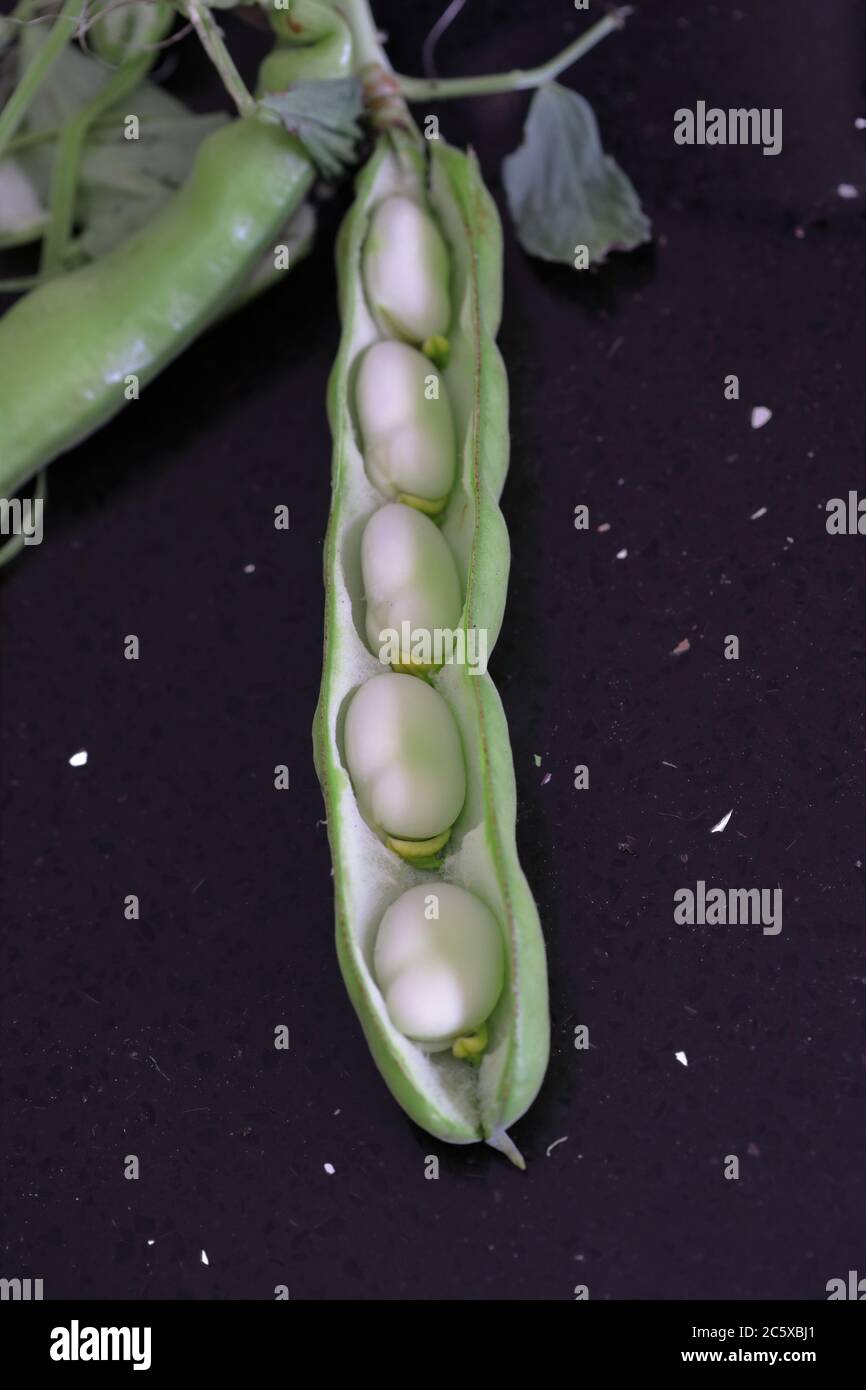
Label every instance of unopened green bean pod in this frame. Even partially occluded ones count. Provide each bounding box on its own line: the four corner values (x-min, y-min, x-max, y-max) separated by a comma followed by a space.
0, 4, 353, 503
313, 110, 549, 1164
89, 0, 174, 68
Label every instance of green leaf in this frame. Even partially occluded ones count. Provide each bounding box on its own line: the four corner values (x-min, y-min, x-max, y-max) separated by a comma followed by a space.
502, 81, 651, 266
71, 113, 227, 259
15, 40, 225, 262
261, 76, 363, 179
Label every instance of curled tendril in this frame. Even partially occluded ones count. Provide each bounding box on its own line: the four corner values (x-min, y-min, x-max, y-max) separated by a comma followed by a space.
421, 0, 467, 80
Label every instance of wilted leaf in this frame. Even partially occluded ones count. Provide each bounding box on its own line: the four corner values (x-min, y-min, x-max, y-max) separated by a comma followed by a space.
503, 82, 651, 266
15, 40, 225, 260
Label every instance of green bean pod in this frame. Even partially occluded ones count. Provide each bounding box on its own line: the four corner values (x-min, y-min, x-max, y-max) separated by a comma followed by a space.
0, 113, 314, 500
257, 0, 354, 92
313, 136, 549, 1166
89, 1, 174, 68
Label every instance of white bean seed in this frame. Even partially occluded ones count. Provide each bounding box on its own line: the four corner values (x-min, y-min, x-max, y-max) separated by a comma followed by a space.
362, 194, 450, 344
343, 672, 465, 843
374, 883, 504, 1045
356, 340, 456, 509
361, 503, 462, 666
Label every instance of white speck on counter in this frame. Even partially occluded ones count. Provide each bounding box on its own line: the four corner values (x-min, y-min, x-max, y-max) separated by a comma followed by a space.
711, 809, 733, 834
243, 563, 256, 574
750, 506, 768, 520
541, 772, 552, 786
333, 1109, 340, 1116
616, 547, 628, 560
837, 183, 859, 198
856, 118, 866, 129
675, 1051, 688, 1067
69, 750, 88, 767
750, 406, 772, 429
546, 1136, 568, 1157
201, 1250, 209, 1266
533, 753, 542, 767
670, 637, 690, 656
661, 760, 678, 768
597, 521, 611, 533
324, 1162, 335, 1175
146, 1239, 155, 1247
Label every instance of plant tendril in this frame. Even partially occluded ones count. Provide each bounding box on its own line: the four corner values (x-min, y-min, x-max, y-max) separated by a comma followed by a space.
421, 0, 466, 80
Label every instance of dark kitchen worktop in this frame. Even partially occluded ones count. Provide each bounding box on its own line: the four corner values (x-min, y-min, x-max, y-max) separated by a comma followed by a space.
2, 0, 865, 1300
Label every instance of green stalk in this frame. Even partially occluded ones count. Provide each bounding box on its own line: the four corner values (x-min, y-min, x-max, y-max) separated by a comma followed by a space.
2, 122, 61, 154
397, 7, 631, 102
40, 50, 153, 274
180, 0, 255, 117
4, 112, 220, 156
340, 0, 417, 136
0, 0, 87, 162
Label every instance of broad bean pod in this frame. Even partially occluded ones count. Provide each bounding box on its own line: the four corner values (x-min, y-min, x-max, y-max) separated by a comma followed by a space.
0, 112, 314, 499
0, 12, 353, 503
314, 127, 549, 1166
89, 1, 174, 68
257, 0, 353, 92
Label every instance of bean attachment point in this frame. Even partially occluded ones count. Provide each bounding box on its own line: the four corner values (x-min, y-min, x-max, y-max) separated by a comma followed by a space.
390, 661, 435, 679
422, 335, 451, 369
395, 491, 449, 517
385, 828, 452, 864
452, 1022, 489, 1062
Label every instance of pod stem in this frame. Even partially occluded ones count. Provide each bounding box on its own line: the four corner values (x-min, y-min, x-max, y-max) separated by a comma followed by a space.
180, 0, 256, 117
340, 0, 417, 137
395, 7, 632, 102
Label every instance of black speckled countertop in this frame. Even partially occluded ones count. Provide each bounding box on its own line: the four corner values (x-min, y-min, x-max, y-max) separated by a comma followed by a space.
2, 0, 865, 1300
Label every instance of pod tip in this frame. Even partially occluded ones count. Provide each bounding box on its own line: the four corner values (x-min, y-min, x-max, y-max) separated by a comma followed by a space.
485, 1127, 526, 1171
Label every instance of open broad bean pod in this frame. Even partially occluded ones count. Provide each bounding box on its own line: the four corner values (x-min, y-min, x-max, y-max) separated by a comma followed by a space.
313, 127, 549, 1166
